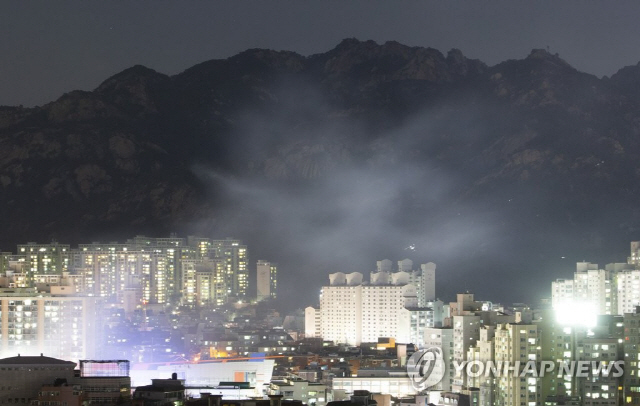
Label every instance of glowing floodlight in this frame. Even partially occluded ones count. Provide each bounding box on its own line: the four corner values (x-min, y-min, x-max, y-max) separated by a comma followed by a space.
554, 300, 597, 328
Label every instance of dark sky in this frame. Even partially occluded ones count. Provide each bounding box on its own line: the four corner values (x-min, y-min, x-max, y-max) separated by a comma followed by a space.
2, 1, 640, 107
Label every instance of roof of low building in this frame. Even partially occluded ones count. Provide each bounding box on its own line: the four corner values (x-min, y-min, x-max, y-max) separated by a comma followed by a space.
0, 355, 76, 365
135, 385, 184, 392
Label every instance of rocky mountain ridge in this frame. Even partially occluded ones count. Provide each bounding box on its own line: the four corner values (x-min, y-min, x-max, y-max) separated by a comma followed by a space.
2, 39, 640, 302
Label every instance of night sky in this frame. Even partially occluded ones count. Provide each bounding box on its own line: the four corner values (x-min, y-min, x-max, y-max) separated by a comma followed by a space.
3, 1, 640, 107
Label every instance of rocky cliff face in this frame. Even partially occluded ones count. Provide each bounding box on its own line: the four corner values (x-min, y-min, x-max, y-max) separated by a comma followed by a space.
2, 39, 640, 302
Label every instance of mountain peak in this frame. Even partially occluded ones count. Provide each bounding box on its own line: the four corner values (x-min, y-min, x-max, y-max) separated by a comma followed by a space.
527, 48, 555, 59
525, 48, 573, 69
95, 65, 167, 92
227, 48, 305, 73
93, 65, 171, 116
333, 37, 378, 50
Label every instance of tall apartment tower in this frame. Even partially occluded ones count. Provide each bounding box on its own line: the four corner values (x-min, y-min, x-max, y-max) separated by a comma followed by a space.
421, 262, 436, 302
467, 326, 496, 406
256, 260, 277, 302
376, 259, 393, 272
187, 236, 213, 259
624, 308, 640, 404
211, 239, 248, 299
305, 306, 321, 338
629, 241, 640, 266
126, 235, 197, 300
319, 267, 442, 346
579, 336, 621, 406
180, 258, 226, 307
0, 290, 103, 361
493, 323, 541, 406
320, 272, 363, 345
377, 259, 436, 306
452, 314, 481, 389
615, 269, 640, 315
114, 250, 168, 304
74, 244, 125, 297
73, 245, 169, 305
551, 262, 615, 315
424, 327, 454, 392
397, 258, 413, 272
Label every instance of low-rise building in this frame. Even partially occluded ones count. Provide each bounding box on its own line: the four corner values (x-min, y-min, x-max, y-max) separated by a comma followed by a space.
0, 355, 76, 405
74, 360, 131, 405
133, 374, 186, 406
331, 368, 416, 398
270, 375, 328, 406
34, 379, 87, 406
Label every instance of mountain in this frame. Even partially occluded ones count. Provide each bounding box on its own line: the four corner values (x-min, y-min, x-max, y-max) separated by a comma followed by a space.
2, 39, 640, 305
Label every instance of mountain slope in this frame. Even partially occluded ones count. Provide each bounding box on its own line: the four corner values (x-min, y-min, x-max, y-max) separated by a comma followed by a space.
2, 39, 640, 304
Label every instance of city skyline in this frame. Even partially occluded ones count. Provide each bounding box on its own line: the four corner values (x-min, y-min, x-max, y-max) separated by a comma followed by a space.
4, 234, 640, 310
0, 234, 639, 404
3, 2, 640, 404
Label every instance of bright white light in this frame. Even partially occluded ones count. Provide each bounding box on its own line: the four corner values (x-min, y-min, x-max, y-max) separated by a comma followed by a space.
554, 300, 597, 328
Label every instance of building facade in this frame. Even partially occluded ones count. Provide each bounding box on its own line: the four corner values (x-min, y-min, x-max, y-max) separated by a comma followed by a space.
257, 260, 277, 302
0, 290, 103, 361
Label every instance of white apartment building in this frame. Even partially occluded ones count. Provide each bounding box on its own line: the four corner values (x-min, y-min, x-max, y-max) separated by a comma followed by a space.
0, 289, 102, 362
360, 283, 414, 344
304, 306, 321, 338
549, 243, 640, 317
385, 259, 436, 306
319, 273, 362, 345
318, 261, 438, 346
420, 262, 436, 305
257, 260, 277, 301
405, 302, 444, 349
551, 262, 615, 315
551, 278, 574, 306
616, 269, 640, 315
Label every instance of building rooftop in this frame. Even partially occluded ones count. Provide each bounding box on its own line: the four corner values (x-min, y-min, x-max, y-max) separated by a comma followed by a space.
0, 354, 76, 365
135, 384, 185, 392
